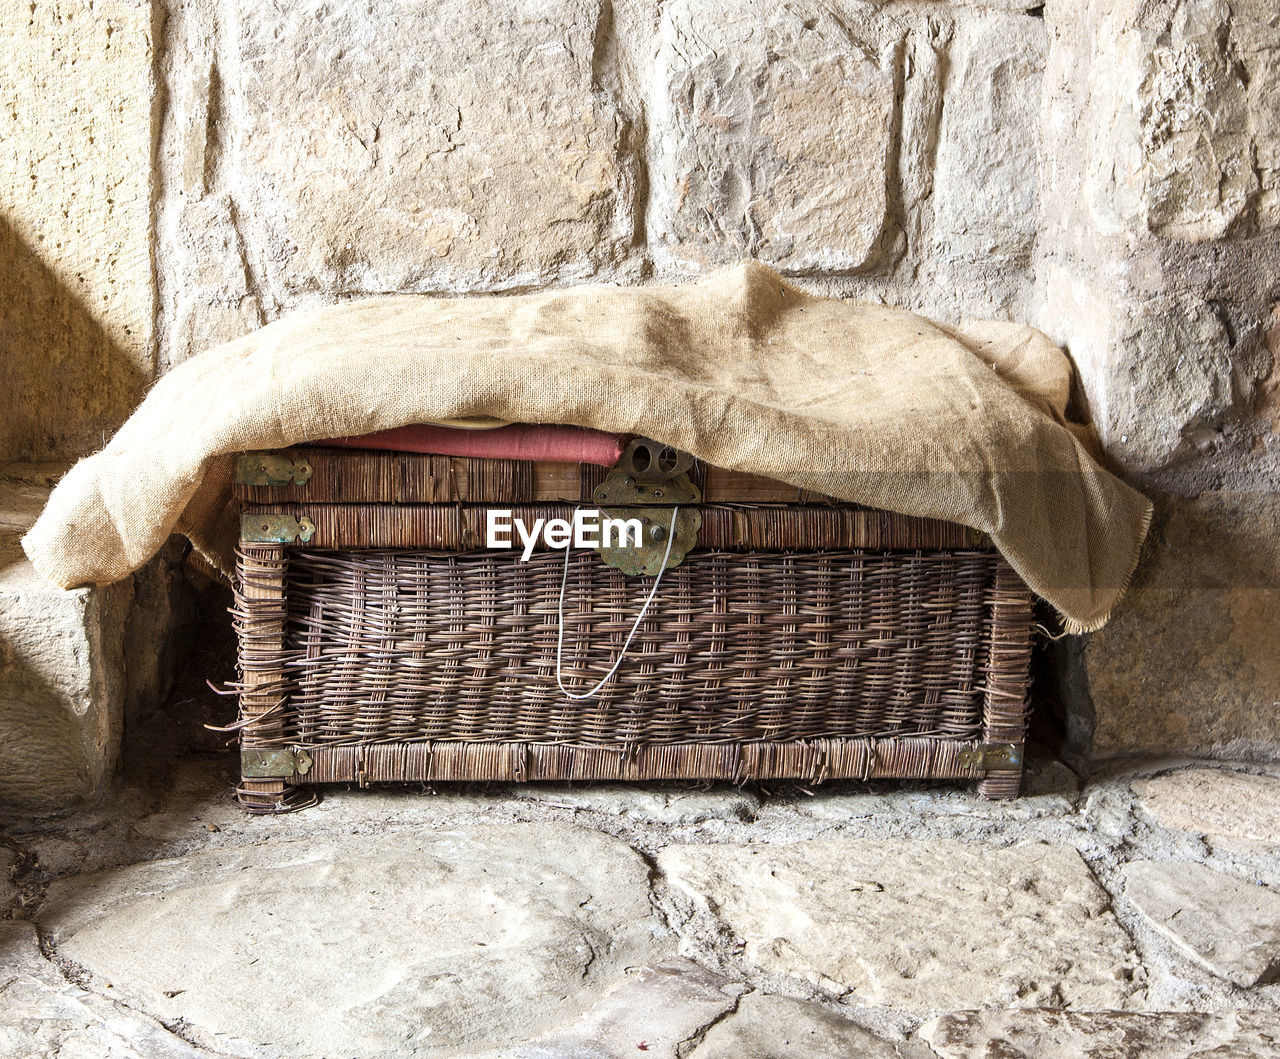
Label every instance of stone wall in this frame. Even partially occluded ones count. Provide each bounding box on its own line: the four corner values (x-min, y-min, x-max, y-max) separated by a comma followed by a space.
0, 1, 156, 461
2, 0, 1277, 769
1035, 0, 1280, 761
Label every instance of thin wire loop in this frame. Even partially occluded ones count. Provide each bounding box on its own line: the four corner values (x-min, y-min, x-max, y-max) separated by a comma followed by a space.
555, 507, 679, 700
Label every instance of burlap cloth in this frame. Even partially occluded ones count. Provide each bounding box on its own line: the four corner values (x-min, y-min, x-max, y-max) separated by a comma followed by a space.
23, 262, 1150, 632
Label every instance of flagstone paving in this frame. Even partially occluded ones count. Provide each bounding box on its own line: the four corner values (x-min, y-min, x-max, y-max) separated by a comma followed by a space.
5, 693, 1280, 1057
920, 1010, 1280, 1058
1132, 768, 1280, 846
659, 837, 1141, 1010
1121, 860, 1280, 988
39, 827, 666, 1057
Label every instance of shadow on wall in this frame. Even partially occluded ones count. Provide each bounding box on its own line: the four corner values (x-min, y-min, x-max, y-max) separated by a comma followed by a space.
0, 214, 146, 463
1046, 488, 1280, 770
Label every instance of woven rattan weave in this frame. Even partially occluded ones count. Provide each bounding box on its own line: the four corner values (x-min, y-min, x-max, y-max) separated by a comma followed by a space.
231, 449, 1034, 810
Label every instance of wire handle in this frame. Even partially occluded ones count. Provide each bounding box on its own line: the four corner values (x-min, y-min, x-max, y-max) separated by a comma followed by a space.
555, 507, 679, 700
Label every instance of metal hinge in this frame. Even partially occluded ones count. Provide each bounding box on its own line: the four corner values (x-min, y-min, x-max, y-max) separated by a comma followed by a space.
241, 513, 317, 544
234, 451, 314, 487
241, 747, 313, 779
956, 742, 1024, 771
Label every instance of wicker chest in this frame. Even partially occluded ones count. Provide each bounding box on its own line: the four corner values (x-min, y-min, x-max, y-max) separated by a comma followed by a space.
230, 439, 1034, 811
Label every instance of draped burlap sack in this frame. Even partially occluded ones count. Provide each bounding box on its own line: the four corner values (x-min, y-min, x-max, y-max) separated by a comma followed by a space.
23, 262, 1151, 632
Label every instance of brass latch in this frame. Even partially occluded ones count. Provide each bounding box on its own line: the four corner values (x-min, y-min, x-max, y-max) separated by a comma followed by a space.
241, 747, 313, 779
966, 527, 993, 549
956, 742, 1024, 771
592, 438, 702, 576
234, 451, 314, 487
241, 513, 317, 544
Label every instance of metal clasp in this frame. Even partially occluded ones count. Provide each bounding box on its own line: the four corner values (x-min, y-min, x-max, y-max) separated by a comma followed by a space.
592, 438, 701, 576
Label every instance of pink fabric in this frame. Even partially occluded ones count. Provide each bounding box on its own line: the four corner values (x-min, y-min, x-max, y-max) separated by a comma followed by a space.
319, 423, 625, 466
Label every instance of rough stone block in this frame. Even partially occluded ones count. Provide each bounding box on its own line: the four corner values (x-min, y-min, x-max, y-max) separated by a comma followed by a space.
1121, 860, 1280, 987
1035, 13, 1278, 744
1035, 271, 1242, 468
689, 993, 900, 1058
1083, 491, 1280, 760
471, 958, 745, 1058
1058, 0, 1280, 241
648, 0, 896, 273
923, 12, 1046, 320
1238, 2, 1280, 229
0, 469, 191, 808
41, 826, 665, 1056
164, 196, 264, 368
1, 473, 132, 807
0, 921, 203, 1058
1036, 3, 1280, 479
233, 0, 637, 296
658, 838, 1141, 1010
932, 14, 1045, 266
0, 0, 155, 462
1133, 768, 1280, 845
921, 1010, 1280, 1058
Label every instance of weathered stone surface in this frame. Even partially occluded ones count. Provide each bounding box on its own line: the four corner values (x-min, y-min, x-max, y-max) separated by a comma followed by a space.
0, 469, 191, 809
1261, 303, 1280, 435
1122, 860, 1280, 987
0, 1, 154, 461
1035, 0, 1280, 474
922, 11, 1046, 321
1092, 1, 1249, 240
689, 993, 900, 1058
659, 838, 1140, 1009
474, 958, 744, 1059
931, 14, 1044, 269
1037, 277, 1239, 468
755, 780, 1075, 826
1238, 4, 1280, 229
0, 921, 205, 1058
233, 0, 636, 296
649, 0, 895, 274
516, 783, 760, 824
1082, 786, 1133, 843
895, 21, 944, 223
1134, 768, 1280, 844
1085, 492, 1280, 760
41, 826, 665, 1056
1070, 0, 1280, 241
165, 196, 264, 368
1022, 758, 1081, 799
1033, 0, 1280, 757
121, 539, 197, 728
0, 471, 132, 807
0, 846, 19, 913
1105, 297, 1238, 467
921, 1009, 1280, 1058
153, 2, 260, 370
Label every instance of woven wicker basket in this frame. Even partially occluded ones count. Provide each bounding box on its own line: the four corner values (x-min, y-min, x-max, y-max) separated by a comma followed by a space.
231, 444, 1033, 811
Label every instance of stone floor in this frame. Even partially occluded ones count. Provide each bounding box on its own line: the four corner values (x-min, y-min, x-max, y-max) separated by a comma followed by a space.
4, 675, 1280, 1057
